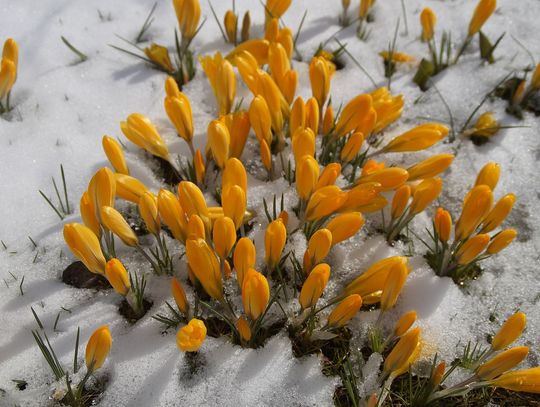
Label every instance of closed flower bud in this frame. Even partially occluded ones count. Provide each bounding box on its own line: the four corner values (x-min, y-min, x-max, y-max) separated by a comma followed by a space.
475, 163, 500, 191
102, 136, 129, 175
431, 362, 446, 388
381, 261, 409, 311
100, 206, 138, 247
488, 367, 540, 393
420, 8, 436, 41
471, 112, 499, 138
265, 219, 287, 269
455, 185, 493, 240
177, 318, 207, 352
63, 223, 106, 274
481, 193, 516, 233
334, 94, 373, 138
468, 0, 496, 37
144, 43, 173, 72
200, 53, 236, 115
309, 57, 330, 113
139, 192, 160, 235
222, 157, 247, 194
88, 167, 116, 210
327, 294, 362, 328
308, 229, 333, 265
121, 113, 169, 160
257, 73, 286, 135
242, 269, 270, 320
241, 11, 251, 42
265, 0, 292, 22
187, 214, 205, 240
249, 95, 272, 146
391, 185, 411, 219
0, 59, 16, 99
316, 163, 341, 190
165, 76, 181, 98
383, 124, 448, 153
164, 94, 193, 143
234, 237, 256, 287
178, 181, 210, 230
194, 149, 206, 185
305, 186, 348, 221
345, 256, 409, 297
186, 238, 223, 301
341, 132, 364, 162
2, 38, 18, 70
491, 312, 526, 351
292, 128, 316, 162
296, 155, 320, 200
213, 216, 237, 259
476, 347, 529, 380
222, 111, 250, 159
224, 10, 238, 44
487, 228, 517, 254
359, 0, 372, 18
383, 327, 421, 377
322, 103, 334, 135
394, 311, 417, 337
171, 277, 189, 314
222, 185, 246, 230
114, 173, 147, 203
340, 182, 382, 213
237, 316, 252, 342
80, 192, 101, 238
409, 178, 442, 215
105, 258, 131, 296
290, 97, 306, 136
406, 154, 454, 182
358, 167, 409, 192
173, 0, 201, 41
456, 234, 490, 265
305, 97, 320, 135
299, 263, 331, 309
531, 63, 540, 90
260, 139, 272, 171
228, 40, 270, 67
85, 326, 112, 371
434, 208, 452, 242
207, 120, 230, 169
326, 212, 365, 245
158, 189, 188, 242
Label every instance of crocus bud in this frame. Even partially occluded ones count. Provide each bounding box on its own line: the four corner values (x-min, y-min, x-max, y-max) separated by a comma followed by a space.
299, 263, 331, 309
322, 103, 334, 135
530, 63, 540, 90
223, 111, 250, 159
307, 229, 333, 266
114, 174, 147, 203
100, 206, 138, 247
296, 155, 320, 200
105, 259, 130, 296
194, 149, 206, 185
326, 212, 365, 245
2, 38, 18, 70
265, 219, 287, 269
80, 192, 101, 239
187, 214, 205, 240
139, 192, 160, 235
456, 234, 490, 264
85, 326, 112, 371
468, 0, 496, 37
165, 76, 181, 98
120, 113, 169, 160
476, 347, 529, 380
420, 8, 436, 41
305, 186, 348, 221
305, 97, 320, 135
237, 317, 252, 342
486, 229, 517, 254
0, 59, 16, 99
341, 132, 364, 162
394, 311, 417, 336
309, 57, 330, 113
491, 312, 527, 351
207, 120, 230, 169
316, 163, 341, 190
158, 189, 187, 243
334, 95, 373, 138
359, 0, 372, 18
381, 261, 409, 311
256, 72, 284, 134
171, 277, 189, 314
177, 318, 207, 352
290, 97, 306, 136
249, 96, 272, 146
102, 136, 129, 175
173, 0, 201, 41
265, 0, 292, 22
455, 185, 493, 240
241, 11, 251, 42
406, 154, 454, 182
234, 237, 256, 287
292, 128, 316, 162
357, 167, 409, 192
242, 269, 270, 320
475, 162, 500, 190
409, 178, 442, 215
327, 294, 362, 328
345, 256, 409, 297
144, 43, 174, 72
471, 112, 499, 138
430, 362, 446, 388
222, 185, 246, 230
164, 94, 193, 143
63, 223, 106, 274
434, 208, 452, 242
88, 167, 116, 211
260, 139, 272, 171
382, 124, 448, 153
391, 185, 411, 219
383, 327, 421, 377
340, 182, 382, 213
222, 157, 248, 194
481, 193, 516, 233
178, 181, 210, 230
224, 10, 237, 44
213, 216, 237, 259
488, 367, 540, 393
186, 238, 223, 301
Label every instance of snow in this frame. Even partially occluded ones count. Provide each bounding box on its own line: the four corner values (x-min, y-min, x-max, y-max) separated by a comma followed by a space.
1, 0, 540, 405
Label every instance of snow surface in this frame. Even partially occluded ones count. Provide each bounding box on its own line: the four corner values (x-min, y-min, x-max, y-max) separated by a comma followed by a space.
1, 0, 540, 406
